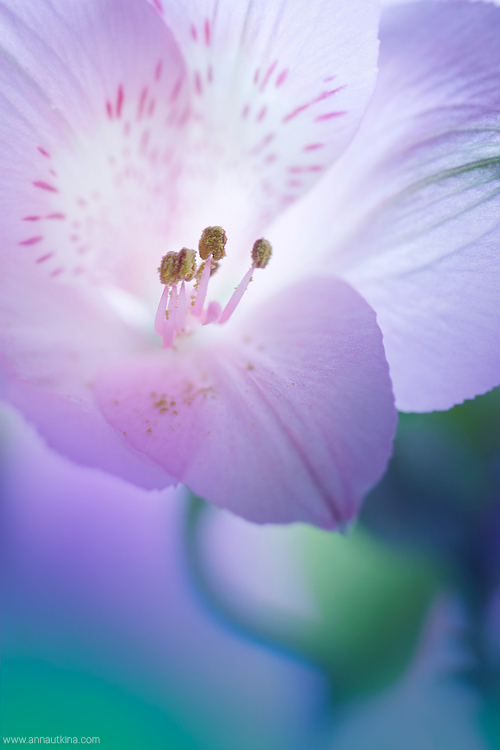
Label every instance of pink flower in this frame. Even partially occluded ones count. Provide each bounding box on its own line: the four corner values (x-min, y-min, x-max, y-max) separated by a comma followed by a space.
1, 0, 498, 528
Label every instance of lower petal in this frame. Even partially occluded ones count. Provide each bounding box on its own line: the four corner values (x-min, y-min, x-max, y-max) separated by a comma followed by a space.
4, 380, 174, 491
95, 278, 397, 528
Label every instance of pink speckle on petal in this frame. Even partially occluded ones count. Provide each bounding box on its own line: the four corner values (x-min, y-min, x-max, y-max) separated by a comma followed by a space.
152, 0, 163, 13
257, 106, 267, 122
140, 130, 151, 152
324, 76, 336, 82
50, 267, 64, 278
242, 105, 250, 119
253, 69, 260, 85
303, 143, 324, 151
178, 105, 191, 127
265, 154, 277, 164
194, 72, 202, 95
23, 216, 41, 222
116, 85, 124, 118
276, 69, 288, 87
46, 213, 66, 220
19, 236, 43, 246
315, 86, 346, 102
283, 87, 346, 123
249, 132, 275, 156
33, 181, 58, 193
260, 61, 277, 93
36, 252, 55, 263
287, 179, 302, 187
288, 165, 323, 173
283, 104, 309, 123
315, 111, 347, 121
137, 87, 148, 120
37, 147, 51, 158
106, 101, 113, 119
155, 59, 163, 81
190, 24, 198, 42
170, 75, 184, 102
204, 19, 211, 46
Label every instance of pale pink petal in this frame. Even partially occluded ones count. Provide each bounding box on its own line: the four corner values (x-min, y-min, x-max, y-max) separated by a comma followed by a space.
270, 1, 500, 412
146, 0, 380, 272
4, 380, 172, 490
0, 0, 187, 297
0, 1, 184, 482
95, 278, 397, 528
0, 279, 174, 488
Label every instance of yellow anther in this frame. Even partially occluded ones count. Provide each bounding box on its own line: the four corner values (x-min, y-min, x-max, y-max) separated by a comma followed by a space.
251, 238, 272, 269
178, 247, 197, 281
198, 226, 227, 261
158, 251, 181, 285
158, 248, 198, 284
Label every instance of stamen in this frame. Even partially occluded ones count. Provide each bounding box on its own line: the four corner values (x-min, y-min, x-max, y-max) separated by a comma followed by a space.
219, 238, 273, 325
219, 266, 255, 325
154, 284, 169, 335
158, 247, 197, 284
176, 281, 187, 334
178, 248, 196, 281
192, 253, 212, 316
154, 230, 271, 348
198, 226, 227, 261
251, 238, 272, 269
162, 285, 177, 348
158, 251, 180, 285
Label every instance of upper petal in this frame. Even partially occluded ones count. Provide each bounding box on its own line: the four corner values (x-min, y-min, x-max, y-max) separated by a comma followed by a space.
0, 0, 188, 296
268, 1, 500, 412
95, 277, 397, 528
146, 0, 381, 267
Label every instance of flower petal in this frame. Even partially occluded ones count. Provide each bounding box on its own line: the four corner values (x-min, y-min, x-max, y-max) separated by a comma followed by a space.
146, 0, 380, 257
95, 278, 397, 528
269, 1, 500, 412
0, 0, 187, 296
3, 384, 173, 490
0, 279, 174, 489
0, 0, 184, 484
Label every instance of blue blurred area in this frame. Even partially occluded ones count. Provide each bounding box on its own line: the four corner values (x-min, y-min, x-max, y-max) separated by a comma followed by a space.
2, 387, 500, 749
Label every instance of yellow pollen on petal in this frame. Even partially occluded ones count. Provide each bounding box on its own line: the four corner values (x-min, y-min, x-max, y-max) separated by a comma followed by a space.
251, 238, 273, 269
198, 225, 227, 261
